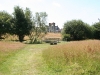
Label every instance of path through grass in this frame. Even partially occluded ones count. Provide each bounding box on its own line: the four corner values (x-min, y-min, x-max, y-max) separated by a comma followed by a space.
0, 44, 50, 75
1, 40, 100, 75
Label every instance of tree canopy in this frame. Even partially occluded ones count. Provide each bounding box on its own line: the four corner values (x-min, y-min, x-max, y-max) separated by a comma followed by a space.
92, 22, 100, 39
0, 11, 12, 38
63, 20, 92, 40
0, 5, 100, 42
13, 6, 32, 42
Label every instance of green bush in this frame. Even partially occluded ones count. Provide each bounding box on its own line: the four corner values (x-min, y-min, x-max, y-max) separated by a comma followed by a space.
62, 34, 71, 41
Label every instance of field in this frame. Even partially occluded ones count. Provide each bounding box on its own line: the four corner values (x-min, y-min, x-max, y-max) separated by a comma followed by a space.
0, 40, 100, 75
0, 41, 25, 64
3, 33, 62, 41
42, 40, 100, 75
44, 33, 62, 39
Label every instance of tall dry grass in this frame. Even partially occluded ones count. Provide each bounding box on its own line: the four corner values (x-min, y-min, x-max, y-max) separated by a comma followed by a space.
42, 40, 100, 75
44, 33, 62, 39
0, 41, 25, 63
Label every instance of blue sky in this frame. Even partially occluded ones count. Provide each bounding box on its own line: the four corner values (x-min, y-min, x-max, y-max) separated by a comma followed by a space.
0, 0, 100, 28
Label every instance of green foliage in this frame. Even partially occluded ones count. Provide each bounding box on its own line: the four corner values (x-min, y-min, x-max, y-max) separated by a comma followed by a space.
63, 20, 92, 40
0, 5, 100, 42
25, 7, 33, 31
0, 11, 12, 38
92, 22, 100, 39
13, 6, 32, 42
62, 34, 71, 41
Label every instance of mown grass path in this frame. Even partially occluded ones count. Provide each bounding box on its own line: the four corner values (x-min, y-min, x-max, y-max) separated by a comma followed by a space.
0, 44, 50, 75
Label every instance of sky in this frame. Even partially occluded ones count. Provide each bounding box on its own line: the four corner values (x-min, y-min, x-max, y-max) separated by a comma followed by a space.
0, 0, 100, 28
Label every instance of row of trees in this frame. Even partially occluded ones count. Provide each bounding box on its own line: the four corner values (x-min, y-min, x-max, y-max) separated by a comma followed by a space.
1, 6, 100, 42
62, 20, 100, 41
0, 6, 47, 43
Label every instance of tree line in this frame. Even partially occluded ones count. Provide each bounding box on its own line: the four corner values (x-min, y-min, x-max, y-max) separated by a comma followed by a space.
0, 6, 47, 43
0, 5, 100, 42
62, 20, 100, 41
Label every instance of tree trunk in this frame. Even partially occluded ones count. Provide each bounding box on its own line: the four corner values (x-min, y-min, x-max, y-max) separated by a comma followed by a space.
0, 34, 2, 39
18, 35, 24, 42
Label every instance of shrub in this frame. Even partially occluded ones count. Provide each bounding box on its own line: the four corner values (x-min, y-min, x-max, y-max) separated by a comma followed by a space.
62, 34, 71, 41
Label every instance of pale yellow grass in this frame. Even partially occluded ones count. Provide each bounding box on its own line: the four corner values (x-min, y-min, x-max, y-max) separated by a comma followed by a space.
42, 40, 100, 74
44, 33, 62, 39
0, 41, 25, 52
53, 40, 100, 59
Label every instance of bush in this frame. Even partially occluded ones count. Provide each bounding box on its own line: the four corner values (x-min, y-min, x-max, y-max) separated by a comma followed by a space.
62, 34, 71, 41
63, 20, 92, 40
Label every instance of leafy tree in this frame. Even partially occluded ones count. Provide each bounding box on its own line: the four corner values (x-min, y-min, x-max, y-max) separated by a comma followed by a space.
63, 20, 92, 40
92, 22, 100, 39
0, 11, 12, 39
25, 7, 33, 30
29, 12, 48, 44
13, 6, 32, 42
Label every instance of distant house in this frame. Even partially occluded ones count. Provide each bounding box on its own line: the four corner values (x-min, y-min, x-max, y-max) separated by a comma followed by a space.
46, 22, 61, 33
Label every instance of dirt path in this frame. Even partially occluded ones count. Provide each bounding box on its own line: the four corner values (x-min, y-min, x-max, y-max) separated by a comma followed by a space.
0, 44, 50, 75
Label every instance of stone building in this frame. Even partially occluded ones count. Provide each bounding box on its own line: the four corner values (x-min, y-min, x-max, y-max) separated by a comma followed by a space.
47, 22, 61, 33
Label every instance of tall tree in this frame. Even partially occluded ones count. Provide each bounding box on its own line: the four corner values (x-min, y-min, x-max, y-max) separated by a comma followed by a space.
0, 11, 12, 39
63, 20, 92, 40
29, 12, 48, 43
13, 6, 32, 42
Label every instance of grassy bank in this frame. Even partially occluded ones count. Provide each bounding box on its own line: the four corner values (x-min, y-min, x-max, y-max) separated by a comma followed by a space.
42, 40, 100, 75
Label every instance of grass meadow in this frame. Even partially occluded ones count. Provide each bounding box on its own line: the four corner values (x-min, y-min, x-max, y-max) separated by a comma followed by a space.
42, 40, 100, 75
0, 40, 100, 75
0, 41, 25, 64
